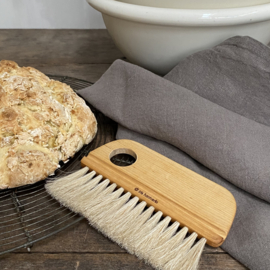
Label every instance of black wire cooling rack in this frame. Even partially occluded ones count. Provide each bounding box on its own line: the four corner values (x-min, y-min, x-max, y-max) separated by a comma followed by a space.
0, 75, 117, 255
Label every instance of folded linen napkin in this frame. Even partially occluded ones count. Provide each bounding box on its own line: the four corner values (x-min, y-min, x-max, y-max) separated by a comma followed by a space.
79, 58, 270, 203
78, 36, 270, 270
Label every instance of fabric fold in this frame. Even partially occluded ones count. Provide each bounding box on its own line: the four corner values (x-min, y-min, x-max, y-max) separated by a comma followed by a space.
165, 36, 270, 127
78, 59, 270, 203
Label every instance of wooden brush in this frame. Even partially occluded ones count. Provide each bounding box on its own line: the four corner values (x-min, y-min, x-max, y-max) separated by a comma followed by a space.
45, 139, 236, 270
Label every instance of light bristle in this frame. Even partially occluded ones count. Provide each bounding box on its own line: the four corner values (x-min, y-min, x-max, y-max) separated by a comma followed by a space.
77, 179, 112, 211
99, 196, 140, 237
162, 232, 198, 270
134, 215, 172, 259
148, 226, 188, 268
45, 170, 206, 270
88, 190, 131, 230
108, 200, 147, 246
123, 205, 155, 253
46, 167, 93, 208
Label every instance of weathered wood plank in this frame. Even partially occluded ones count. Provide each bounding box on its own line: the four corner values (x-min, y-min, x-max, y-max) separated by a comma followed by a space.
0, 30, 123, 65
13, 219, 224, 254
199, 254, 247, 270
34, 63, 112, 83
0, 253, 247, 270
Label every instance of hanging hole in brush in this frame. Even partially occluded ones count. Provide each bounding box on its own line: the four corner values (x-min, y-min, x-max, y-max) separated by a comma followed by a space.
110, 148, 137, 167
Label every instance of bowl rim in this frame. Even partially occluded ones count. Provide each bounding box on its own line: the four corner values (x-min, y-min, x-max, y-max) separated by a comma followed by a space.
86, 0, 270, 26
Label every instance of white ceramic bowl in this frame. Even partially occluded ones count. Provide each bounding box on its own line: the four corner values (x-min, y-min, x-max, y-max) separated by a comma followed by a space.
87, 0, 270, 74
117, 0, 270, 9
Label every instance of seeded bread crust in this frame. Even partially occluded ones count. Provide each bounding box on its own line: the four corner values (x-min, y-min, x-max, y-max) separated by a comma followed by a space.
0, 60, 97, 189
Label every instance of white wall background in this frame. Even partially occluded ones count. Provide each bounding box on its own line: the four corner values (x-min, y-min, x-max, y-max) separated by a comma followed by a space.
0, 0, 106, 29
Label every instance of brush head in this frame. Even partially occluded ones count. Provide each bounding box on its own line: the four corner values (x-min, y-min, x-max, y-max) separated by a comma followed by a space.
46, 167, 207, 270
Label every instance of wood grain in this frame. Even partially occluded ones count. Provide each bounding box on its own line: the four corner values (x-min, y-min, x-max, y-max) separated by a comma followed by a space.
34, 64, 112, 83
0, 253, 247, 270
0, 30, 123, 66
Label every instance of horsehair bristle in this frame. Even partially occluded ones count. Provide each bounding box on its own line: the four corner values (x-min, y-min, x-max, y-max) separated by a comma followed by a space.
45, 168, 206, 270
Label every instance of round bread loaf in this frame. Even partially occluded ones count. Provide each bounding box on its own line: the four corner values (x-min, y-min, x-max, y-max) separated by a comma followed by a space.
0, 60, 97, 189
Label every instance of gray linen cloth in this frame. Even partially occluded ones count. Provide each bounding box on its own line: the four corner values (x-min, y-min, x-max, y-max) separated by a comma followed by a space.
78, 36, 270, 270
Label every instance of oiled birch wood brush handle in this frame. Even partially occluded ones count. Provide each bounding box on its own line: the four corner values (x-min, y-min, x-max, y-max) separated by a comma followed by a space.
81, 139, 236, 247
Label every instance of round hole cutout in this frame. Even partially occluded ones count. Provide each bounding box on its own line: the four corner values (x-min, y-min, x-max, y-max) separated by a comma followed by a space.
110, 148, 137, 167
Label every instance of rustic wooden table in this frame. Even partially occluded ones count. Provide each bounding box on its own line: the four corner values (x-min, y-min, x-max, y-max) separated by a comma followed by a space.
0, 30, 247, 270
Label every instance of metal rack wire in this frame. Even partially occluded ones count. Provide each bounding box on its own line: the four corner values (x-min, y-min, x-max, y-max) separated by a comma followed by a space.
0, 75, 117, 255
